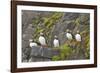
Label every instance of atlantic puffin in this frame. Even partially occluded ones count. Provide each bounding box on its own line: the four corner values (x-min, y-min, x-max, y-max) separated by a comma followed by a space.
39, 32, 47, 47
53, 35, 60, 47
66, 29, 73, 40
29, 39, 37, 48
75, 31, 82, 54
75, 31, 81, 42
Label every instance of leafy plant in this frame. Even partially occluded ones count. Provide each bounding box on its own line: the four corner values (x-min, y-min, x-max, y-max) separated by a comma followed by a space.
60, 44, 73, 59
52, 56, 61, 61
85, 48, 90, 59
74, 18, 80, 26
60, 53, 65, 60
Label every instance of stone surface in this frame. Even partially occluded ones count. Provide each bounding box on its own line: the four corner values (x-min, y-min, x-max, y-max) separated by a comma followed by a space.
22, 46, 60, 62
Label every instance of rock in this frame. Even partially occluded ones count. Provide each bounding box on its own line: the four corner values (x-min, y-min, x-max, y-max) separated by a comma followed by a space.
22, 47, 31, 62
30, 46, 60, 59
22, 46, 60, 62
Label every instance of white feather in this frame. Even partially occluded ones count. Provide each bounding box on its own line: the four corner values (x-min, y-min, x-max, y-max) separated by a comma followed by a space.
30, 42, 37, 47
66, 33, 73, 40
39, 36, 46, 45
53, 39, 60, 47
75, 34, 81, 41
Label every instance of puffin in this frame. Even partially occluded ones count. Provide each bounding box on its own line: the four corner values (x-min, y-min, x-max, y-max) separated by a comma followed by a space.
53, 35, 60, 47
75, 31, 82, 54
75, 31, 81, 42
65, 29, 74, 47
66, 29, 73, 40
38, 32, 47, 47
29, 39, 37, 48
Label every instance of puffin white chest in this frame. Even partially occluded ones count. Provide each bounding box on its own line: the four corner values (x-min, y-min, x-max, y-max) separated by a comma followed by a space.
75, 34, 81, 42
30, 42, 37, 47
39, 36, 46, 45
66, 33, 73, 40
53, 39, 59, 47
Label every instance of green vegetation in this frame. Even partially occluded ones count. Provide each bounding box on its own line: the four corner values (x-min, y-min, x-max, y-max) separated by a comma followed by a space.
52, 56, 61, 61
52, 44, 73, 61
60, 44, 72, 59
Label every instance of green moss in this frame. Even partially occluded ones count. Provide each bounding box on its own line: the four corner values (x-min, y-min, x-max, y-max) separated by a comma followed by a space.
52, 56, 61, 61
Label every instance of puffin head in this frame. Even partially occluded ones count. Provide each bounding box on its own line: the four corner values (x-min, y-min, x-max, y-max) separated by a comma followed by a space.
66, 29, 70, 33
40, 32, 44, 36
54, 35, 58, 39
77, 31, 80, 34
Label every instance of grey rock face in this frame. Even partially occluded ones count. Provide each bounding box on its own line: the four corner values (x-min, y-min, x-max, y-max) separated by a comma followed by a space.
30, 46, 59, 58
22, 46, 60, 62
